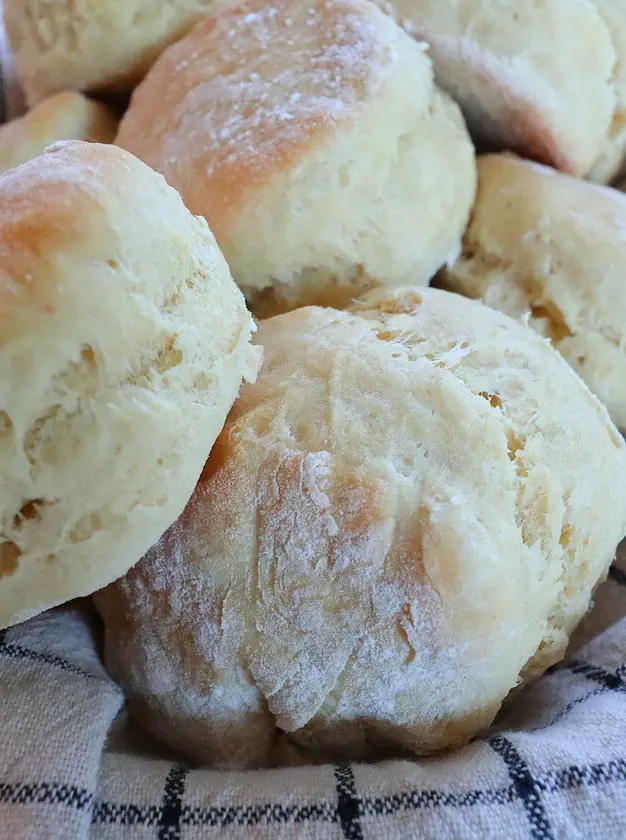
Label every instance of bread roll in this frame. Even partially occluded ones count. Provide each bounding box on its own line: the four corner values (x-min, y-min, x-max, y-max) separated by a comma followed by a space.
588, 0, 626, 183
95, 287, 626, 768
380, 0, 616, 178
0, 91, 118, 174
441, 153, 626, 429
3, 0, 229, 106
0, 141, 259, 629
115, 0, 477, 317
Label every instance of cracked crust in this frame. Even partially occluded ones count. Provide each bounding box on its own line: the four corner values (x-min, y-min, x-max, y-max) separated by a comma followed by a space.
115, 0, 476, 316
0, 141, 258, 629
441, 153, 626, 429
95, 287, 626, 768
379, 0, 616, 178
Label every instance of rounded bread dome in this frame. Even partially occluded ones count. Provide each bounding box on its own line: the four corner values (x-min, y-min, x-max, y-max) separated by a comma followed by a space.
0, 140, 259, 628
3, 0, 230, 105
115, 0, 477, 316
96, 286, 626, 767
381, 0, 617, 179
0, 91, 118, 174
442, 153, 626, 430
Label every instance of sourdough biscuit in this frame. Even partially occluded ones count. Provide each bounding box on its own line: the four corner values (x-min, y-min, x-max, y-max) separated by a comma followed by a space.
442, 153, 626, 428
382, 0, 616, 178
3, 0, 229, 105
0, 141, 258, 628
0, 91, 118, 174
96, 287, 626, 767
116, 0, 476, 316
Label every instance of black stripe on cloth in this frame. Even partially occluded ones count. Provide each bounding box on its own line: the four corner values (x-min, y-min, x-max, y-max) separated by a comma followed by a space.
0, 629, 98, 680
0, 781, 92, 809
91, 802, 162, 826
534, 662, 626, 730
361, 784, 516, 815
37, 752, 626, 836
541, 686, 610, 730
361, 757, 626, 818
334, 764, 364, 840
537, 759, 626, 794
566, 661, 626, 692
489, 735, 555, 840
181, 801, 337, 828
158, 766, 189, 840
609, 564, 626, 588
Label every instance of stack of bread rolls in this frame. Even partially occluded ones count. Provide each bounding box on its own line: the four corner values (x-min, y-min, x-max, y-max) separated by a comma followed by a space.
2, 0, 626, 770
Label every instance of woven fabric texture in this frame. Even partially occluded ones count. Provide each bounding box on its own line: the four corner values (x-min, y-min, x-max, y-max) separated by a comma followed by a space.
1, 550, 626, 840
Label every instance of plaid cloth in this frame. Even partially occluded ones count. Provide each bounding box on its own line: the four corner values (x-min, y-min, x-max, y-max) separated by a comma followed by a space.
0, 549, 625, 840
2, 12, 626, 840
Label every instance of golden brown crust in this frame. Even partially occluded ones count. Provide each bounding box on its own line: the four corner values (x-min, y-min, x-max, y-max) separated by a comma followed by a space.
0, 140, 257, 629
0, 168, 106, 323
116, 0, 476, 313
117, 0, 395, 236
